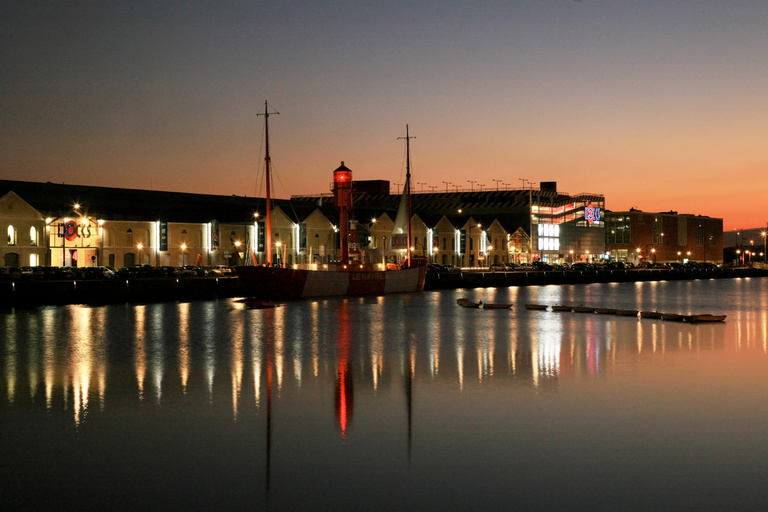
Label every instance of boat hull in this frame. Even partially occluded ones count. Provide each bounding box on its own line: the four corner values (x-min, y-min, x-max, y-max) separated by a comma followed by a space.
235, 263, 427, 300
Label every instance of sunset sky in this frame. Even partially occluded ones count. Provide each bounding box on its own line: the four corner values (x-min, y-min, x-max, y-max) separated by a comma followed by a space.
2, 1, 766, 230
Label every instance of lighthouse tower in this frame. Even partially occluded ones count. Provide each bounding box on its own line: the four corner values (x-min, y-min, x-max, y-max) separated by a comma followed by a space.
332, 162, 353, 265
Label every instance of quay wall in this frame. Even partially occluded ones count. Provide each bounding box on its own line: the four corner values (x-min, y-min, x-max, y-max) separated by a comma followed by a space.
425, 267, 768, 290
1, 268, 765, 307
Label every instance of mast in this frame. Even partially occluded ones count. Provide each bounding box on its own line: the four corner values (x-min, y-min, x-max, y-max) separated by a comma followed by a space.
398, 125, 415, 267
258, 101, 278, 266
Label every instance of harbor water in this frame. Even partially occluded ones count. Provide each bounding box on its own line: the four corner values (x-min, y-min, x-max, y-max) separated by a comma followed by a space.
3, 278, 768, 510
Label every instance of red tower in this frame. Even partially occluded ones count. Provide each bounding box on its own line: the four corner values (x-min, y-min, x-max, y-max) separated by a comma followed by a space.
332, 162, 353, 265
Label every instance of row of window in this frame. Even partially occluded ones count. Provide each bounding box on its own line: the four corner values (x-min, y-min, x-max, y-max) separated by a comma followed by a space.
6, 226, 38, 246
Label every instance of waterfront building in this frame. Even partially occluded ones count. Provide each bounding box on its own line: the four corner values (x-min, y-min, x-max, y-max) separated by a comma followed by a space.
604, 209, 723, 265
0, 192, 47, 268
2, 176, 607, 269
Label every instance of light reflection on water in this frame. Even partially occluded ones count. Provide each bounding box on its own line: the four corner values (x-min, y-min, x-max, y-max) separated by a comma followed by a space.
3, 278, 768, 510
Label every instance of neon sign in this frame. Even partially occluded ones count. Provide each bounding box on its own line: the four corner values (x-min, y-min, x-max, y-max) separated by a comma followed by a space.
58, 221, 92, 241
585, 201, 601, 224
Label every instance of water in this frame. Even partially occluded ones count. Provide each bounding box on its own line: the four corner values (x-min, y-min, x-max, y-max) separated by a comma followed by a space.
3, 278, 768, 510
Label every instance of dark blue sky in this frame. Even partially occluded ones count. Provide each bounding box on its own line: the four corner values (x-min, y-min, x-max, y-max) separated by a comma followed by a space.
2, 1, 766, 229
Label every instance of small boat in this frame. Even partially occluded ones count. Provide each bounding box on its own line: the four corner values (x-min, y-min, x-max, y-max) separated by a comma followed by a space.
684, 314, 727, 323
572, 306, 596, 313
551, 305, 573, 312
615, 309, 639, 316
595, 308, 618, 315
457, 298, 482, 308
661, 313, 685, 322
483, 303, 513, 309
640, 311, 663, 319
525, 304, 548, 310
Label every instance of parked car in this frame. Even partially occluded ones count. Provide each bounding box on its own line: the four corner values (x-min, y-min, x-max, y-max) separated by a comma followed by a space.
209, 265, 234, 276
81, 266, 116, 279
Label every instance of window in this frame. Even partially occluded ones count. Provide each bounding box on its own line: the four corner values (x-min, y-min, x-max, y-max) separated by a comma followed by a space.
537, 224, 560, 251
7, 225, 16, 246
30, 226, 38, 246
606, 216, 631, 245
653, 218, 663, 245
30, 254, 39, 266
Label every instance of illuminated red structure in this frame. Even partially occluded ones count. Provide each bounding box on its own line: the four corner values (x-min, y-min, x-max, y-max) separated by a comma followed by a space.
332, 162, 353, 265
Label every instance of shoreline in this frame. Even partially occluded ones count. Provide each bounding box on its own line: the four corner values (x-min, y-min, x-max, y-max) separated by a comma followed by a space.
1, 267, 765, 308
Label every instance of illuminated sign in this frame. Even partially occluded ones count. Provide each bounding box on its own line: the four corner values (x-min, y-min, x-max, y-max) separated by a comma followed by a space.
585, 201, 601, 224
58, 221, 92, 241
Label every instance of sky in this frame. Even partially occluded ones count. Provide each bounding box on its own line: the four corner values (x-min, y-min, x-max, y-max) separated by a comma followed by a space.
2, 0, 766, 231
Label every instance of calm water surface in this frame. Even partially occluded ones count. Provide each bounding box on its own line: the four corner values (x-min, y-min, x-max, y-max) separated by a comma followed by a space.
3, 278, 768, 511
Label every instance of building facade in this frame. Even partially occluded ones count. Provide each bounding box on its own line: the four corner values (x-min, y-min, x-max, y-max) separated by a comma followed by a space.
2, 178, 722, 271
605, 209, 723, 264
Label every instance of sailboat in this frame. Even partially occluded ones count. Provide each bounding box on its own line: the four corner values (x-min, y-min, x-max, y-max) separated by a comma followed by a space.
235, 106, 427, 300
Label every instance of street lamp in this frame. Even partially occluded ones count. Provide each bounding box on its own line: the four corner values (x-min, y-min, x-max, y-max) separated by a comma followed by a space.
382, 236, 387, 267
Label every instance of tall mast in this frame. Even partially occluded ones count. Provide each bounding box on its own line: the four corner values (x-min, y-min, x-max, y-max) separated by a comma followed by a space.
258, 101, 278, 266
398, 125, 415, 267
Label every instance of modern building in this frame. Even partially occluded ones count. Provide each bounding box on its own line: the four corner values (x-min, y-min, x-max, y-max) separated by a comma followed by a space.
604, 209, 723, 265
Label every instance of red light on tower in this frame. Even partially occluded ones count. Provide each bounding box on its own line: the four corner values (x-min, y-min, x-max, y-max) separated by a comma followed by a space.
332, 162, 353, 264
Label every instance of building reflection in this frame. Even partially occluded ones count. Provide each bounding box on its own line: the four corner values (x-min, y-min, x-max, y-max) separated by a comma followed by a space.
0, 298, 755, 431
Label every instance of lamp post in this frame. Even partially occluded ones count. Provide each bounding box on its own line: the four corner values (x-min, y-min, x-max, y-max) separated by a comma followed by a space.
442, 181, 451, 192
762, 230, 767, 264
137, 243, 143, 266
382, 236, 386, 267
468, 222, 472, 268
475, 223, 482, 267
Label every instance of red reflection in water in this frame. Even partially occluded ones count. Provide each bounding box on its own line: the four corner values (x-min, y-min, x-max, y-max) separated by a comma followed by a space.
335, 302, 353, 438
